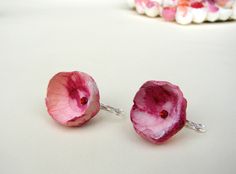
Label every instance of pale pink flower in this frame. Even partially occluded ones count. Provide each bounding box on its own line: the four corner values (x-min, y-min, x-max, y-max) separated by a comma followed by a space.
46, 71, 100, 126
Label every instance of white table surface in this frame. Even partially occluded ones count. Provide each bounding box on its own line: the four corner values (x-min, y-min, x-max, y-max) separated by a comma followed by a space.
0, 0, 236, 174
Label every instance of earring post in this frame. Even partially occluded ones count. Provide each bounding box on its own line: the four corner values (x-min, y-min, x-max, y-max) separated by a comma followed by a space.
185, 120, 206, 133
100, 103, 124, 116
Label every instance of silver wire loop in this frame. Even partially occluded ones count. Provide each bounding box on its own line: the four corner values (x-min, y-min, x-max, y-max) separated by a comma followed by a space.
100, 104, 206, 132
185, 120, 206, 133
100, 103, 124, 117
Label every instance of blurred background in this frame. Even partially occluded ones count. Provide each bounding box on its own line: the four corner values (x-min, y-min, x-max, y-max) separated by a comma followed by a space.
0, 0, 236, 174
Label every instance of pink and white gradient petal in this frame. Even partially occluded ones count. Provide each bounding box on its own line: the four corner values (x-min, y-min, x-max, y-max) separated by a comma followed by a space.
130, 81, 187, 144
46, 71, 100, 127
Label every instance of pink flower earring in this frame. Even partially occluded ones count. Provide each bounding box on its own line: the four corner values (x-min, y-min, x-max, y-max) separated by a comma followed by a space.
45, 73, 205, 144
45, 71, 123, 126
130, 81, 206, 144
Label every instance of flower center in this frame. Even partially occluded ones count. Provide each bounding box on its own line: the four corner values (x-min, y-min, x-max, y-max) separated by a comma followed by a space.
160, 110, 168, 119
80, 97, 88, 105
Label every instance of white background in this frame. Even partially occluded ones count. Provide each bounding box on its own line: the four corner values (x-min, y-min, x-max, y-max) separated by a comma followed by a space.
0, 0, 236, 174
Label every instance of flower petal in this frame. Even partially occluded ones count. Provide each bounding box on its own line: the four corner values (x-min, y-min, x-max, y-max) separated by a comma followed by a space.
46, 71, 100, 126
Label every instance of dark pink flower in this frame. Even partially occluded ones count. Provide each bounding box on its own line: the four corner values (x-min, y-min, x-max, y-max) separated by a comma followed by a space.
46, 71, 100, 126
130, 81, 187, 144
